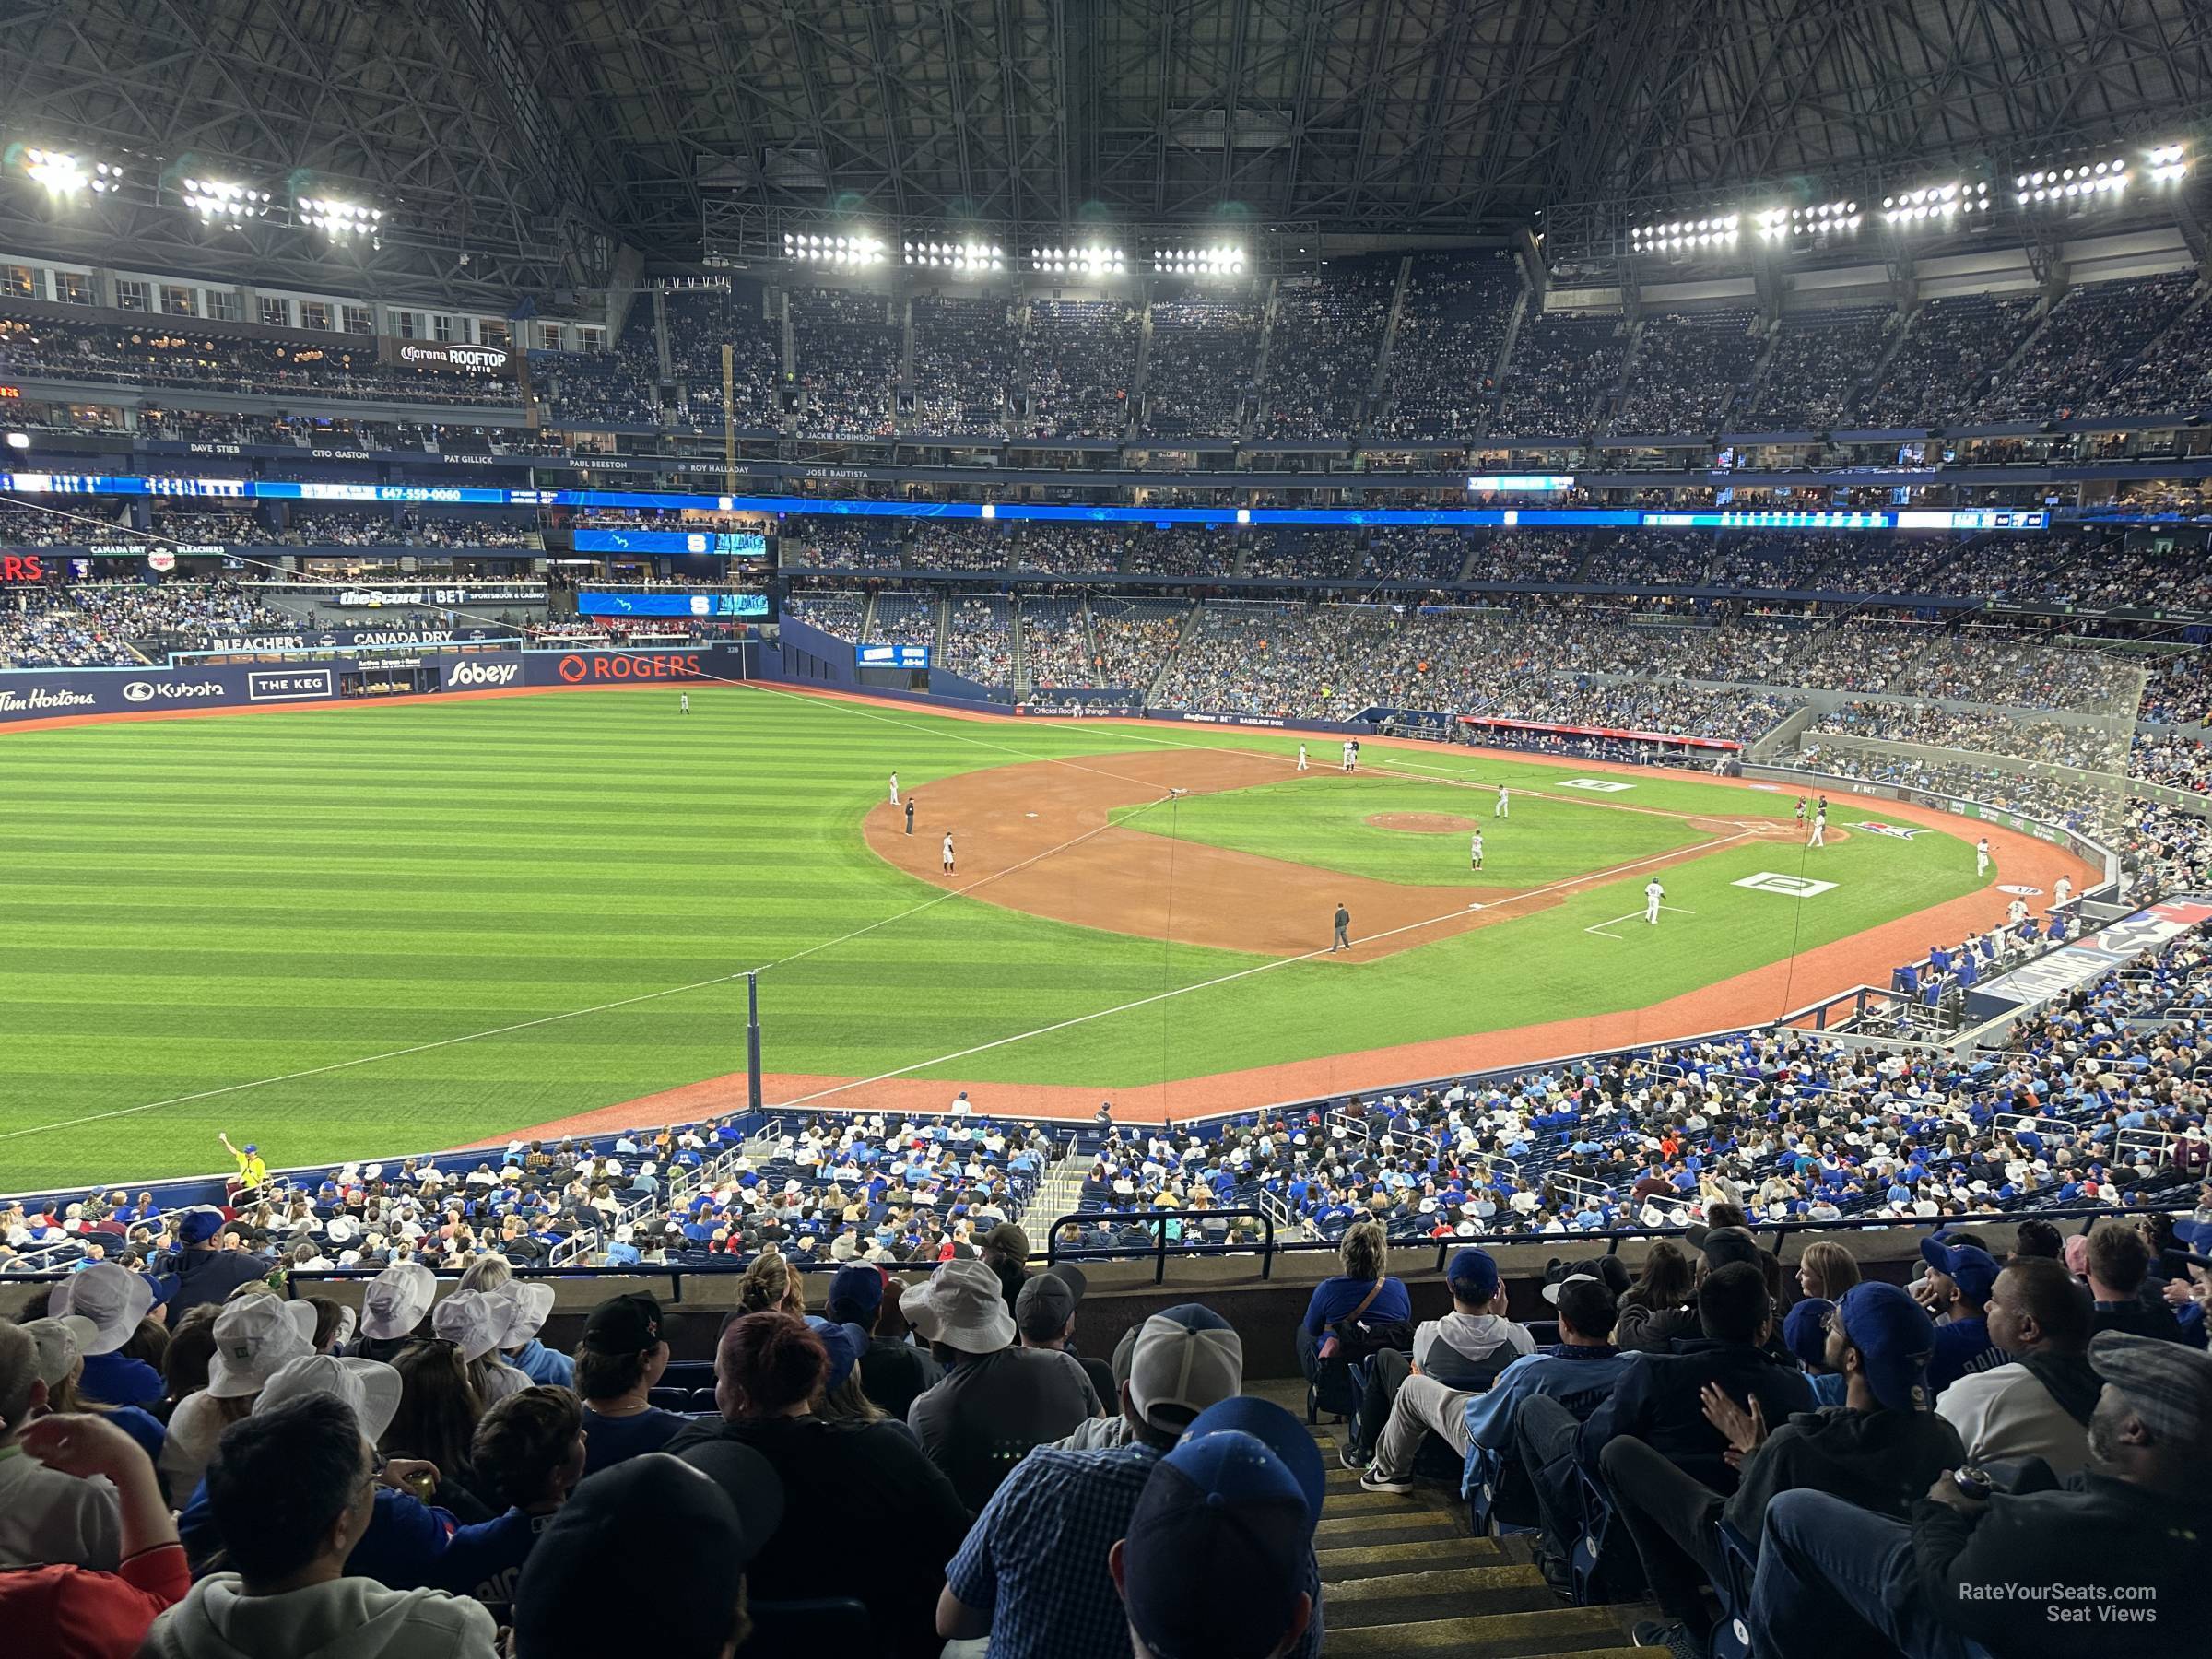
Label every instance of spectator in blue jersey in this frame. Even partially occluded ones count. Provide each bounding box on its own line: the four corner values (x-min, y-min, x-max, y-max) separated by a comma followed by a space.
1296, 1219, 1410, 1387
435, 1386, 587, 1621
574, 1294, 687, 1476
46, 1263, 164, 1409
1917, 1238, 2009, 1396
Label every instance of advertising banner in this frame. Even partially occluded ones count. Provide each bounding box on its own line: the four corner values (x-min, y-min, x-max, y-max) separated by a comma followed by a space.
440, 653, 526, 691
0, 661, 342, 724
578, 592, 768, 618
377, 338, 516, 376
524, 649, 720, 687
855, 643, 930, 669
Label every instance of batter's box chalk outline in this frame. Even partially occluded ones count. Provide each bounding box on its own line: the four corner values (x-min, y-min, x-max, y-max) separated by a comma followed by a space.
1585, 903, 1696, 939
1733, 872, 1839, 898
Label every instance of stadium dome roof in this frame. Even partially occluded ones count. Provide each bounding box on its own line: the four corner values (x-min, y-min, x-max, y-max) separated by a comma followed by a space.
0, 0, 2206, 300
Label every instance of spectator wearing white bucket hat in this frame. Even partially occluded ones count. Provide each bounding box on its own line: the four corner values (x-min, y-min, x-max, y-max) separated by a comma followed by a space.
490, 1282, 571, 1390
348, 1261, 438, 1364
49, 1261, 163, 1409
160, 1296, 317, 1495
904, 1256, 1100, 1510
23, 1315, 168, 1466
433, 1291, 531, 1406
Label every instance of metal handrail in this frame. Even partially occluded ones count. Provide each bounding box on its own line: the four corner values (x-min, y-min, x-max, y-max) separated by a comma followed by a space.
1045, 1207, 1279, 1284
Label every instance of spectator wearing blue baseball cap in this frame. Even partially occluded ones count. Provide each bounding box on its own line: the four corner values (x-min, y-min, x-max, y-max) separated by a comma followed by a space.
1918, 1238, 2008, 1397
826, 1263, 943, 1422
1109, 1403, 1324, 1659
1606, 1281, 1964, 1656
1354, 1248, 1533, 1490
159, 1206, 270, 1322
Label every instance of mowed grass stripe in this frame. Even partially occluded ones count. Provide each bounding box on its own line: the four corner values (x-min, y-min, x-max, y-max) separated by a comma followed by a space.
0, 689, 1979, 1186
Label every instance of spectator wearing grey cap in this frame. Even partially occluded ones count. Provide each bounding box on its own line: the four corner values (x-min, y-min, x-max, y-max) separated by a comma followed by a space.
1016, 1264, 1115, 1404
1748, 1330, 2212, 1658
937, 1304, 1320, 1659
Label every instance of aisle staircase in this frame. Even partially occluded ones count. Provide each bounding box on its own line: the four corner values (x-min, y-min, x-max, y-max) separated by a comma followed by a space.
1244, 1381, 1650, 1658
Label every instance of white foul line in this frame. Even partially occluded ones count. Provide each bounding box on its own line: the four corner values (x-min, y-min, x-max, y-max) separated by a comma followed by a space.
767, 832, 1752, 1112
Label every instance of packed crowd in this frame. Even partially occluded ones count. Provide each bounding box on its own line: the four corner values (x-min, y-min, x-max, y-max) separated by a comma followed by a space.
1727, 305, 1892, 432
0, 314, 520, 406
1492, 313, 1630, 438
941, 596, 1013, 685
1854, 293, 2039, 429
793, 288, 900, 439
1613, 309, 1760, 435
1985, 272, 2199, 422
1018, 301, 1139, 440
1372, 252, 1521, 441
2130, 730, 2212, 794
1138, 298, 1260, 440
1806, 702, 2132, 774
908, 296, 1020, 437
1257, 265, 1394, 441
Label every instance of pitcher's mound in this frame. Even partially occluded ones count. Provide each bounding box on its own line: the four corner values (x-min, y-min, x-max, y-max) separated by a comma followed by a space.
1366, 812, 1478, 834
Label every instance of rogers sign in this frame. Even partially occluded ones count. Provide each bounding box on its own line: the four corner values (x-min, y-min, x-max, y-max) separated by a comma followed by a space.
0, 554, 44, 582
556, 653, 704, 684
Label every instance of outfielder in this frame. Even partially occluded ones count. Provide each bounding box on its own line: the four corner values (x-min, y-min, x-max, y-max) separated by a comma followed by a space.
889, 771, 900, 806
678, 691, 689, 715
941, 831, 955, 875
1297, 744, 1309, 772
1495, 783, 1510, 818
1975, 837, 1991, 877
1644, 877, 1665, 924
1470, 829, 1485, 870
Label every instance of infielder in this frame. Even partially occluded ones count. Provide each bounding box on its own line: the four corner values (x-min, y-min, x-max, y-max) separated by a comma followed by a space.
1807, 806, 1827, 848
1470, 829, 1485, 870
941, 831, 955, 875
1297, 744, 1310, 771
1975, 837, 1991, 877
889, 771, 900, 806
679, 691, 689, 715
1331, 902, 1351, 952
1495, 783, 1510, 818
1341, 738, 1357, 773
1644, 877, 1665, 924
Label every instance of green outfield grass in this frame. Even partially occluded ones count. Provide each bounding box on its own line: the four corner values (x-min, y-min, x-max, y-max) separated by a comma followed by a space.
0, 690, 1984, 1187
1109, 772, 1708, 886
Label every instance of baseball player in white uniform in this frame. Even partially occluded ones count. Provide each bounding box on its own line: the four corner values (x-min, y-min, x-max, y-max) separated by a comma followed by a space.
1644, 878, 1665, 924
889, 771, 900, 806
1495, 783, 1510, 818
1807, 806, 1826, 848
1341, 738, 1357, 773
1297, 744, 1309, 771
678, 692, 689, 715
941, 831, 955, 874
1975, 838, 1991, 877
1470, 830, 1484, 870
2054, 875, 2072, 907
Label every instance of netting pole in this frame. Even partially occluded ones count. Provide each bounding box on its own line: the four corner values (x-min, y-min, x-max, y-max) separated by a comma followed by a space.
746, 971, 764, 1116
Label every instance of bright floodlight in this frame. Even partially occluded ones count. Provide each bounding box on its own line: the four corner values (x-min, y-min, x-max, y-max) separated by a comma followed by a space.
182, 177, 272, 222
24, 147, 89, 194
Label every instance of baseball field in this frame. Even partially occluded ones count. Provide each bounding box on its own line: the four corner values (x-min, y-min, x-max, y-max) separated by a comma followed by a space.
0, 682, 2062, 1188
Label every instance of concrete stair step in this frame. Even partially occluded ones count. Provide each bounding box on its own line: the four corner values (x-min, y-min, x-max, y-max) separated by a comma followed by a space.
1314, 1535, 1502, 1581
1323, 1486, 1461, 1516
1313, 1512, 1465, 1547
1322, 1604, 1641, 1657
1322, 1563, 1560, 1628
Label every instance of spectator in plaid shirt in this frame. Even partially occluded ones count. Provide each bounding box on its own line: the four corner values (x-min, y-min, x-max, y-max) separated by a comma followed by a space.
936, 1305, 1323, 1659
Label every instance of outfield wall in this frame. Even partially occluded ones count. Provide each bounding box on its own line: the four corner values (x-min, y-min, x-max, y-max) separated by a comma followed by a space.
0, 643, 755, 725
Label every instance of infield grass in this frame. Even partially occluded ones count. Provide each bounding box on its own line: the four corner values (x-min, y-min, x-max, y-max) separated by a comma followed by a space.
0, 688, 1983, 1186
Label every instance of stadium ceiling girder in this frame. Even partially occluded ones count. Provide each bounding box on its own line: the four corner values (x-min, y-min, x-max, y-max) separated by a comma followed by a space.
0, 0, 2206, 302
